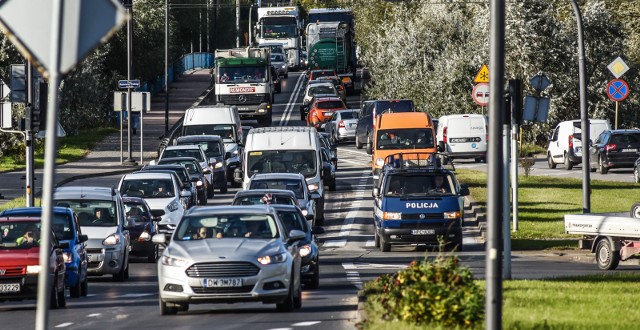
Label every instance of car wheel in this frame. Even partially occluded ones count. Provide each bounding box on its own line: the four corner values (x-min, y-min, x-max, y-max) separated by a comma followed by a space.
630, 202, 640, 219
293, 277, 302, 309
160, 300, 178, 315
276, 276, 295, 312
207, 183, 215, 198
547, 153, 556, 169
380, 237, 391, 253
308, 261, 320, 290
70, 276, 82, 298
595, 239, 619, 270
635, 167, 640, 183
355, 135, 363, 149
50, 279, 60, 309
80, 277, 88, 297
598, 156, 608, 174
374, 229, 380, 248
564, 153, 573, 170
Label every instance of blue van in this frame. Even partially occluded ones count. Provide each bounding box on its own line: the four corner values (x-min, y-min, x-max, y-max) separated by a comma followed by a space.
0, 207, 89, 297
372, 153, 469, 252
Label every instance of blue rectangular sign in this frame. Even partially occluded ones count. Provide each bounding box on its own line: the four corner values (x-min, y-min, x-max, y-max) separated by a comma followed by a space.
118, 79, 140, 89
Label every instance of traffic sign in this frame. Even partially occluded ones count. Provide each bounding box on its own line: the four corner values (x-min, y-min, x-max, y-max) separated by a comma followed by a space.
472, 83, 489, 106
119, 80, 141, 89
607, 57, 629, 79
606, 79, 629, 102
474, 64, 489, 83
0, 0, 127, 76
529, 72, 551, 92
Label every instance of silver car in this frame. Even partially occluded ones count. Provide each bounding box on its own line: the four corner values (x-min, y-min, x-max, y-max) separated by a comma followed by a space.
153, 205, 305, 315
270, 53, 289, 78
325, 109, 359, 143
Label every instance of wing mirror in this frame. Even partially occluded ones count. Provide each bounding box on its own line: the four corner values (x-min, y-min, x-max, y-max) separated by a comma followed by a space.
152, 234, 167, 244
78, 234, 89, 243
287, 229, 306, 244
459, 184, 470, 196
151, 209, 165, 218
180, 190, 192, 198
373, 187, 380, 197
233, 168, 244, 184
208, 157, 217, 166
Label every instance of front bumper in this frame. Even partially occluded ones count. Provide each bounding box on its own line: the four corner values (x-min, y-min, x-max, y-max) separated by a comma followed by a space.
213, 170, 227, 188
379, 226, 462, 245
86, 243, 127, 275
237, 103, 271, 119
445, 150, 486, 159
0, 273, 49, 300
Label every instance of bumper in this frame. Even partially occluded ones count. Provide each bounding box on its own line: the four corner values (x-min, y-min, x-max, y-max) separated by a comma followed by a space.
0, 273, 47, 300
445, 150, 486, 159
237, 103, 271, 119
337, 128, 356, 140
379, 226, 462, 245
157, 261, 292, 305
86, 245, 127, 275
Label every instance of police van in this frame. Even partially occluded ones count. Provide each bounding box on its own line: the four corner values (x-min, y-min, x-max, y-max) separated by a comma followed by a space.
372, 153, 469, 252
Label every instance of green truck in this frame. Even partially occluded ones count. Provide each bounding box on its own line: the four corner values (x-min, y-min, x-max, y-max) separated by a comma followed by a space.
305, 21, 355, 94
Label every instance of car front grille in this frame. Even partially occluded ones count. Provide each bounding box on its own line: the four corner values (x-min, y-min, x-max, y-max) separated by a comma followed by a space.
219, 94, 266, 105
401, 213, 445, 220
186, 262, 260, 278
191, 285, 255, 294
0, 267, 24, 276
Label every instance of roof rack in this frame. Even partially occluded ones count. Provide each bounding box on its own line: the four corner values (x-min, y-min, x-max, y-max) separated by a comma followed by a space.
382, 152, 455, 172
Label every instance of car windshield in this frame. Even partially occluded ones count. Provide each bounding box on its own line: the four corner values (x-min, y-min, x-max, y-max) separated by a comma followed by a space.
182, 125, 236, 143
384, 173, 455, 197
271, 54, 285, 62
309, 86, 335, 96
174, 214, 279, 240
217, 66, 267, 83
177, 141, 223, 157
261, 23, 296, 38
247, 150, 317, 178
376, 128, 435, 150
233, 195, 296, 206
54, 200, 118, 227
250, 179, 305, 199
376, 100, 414, 114
124, 202, 150, 225
316, 101, 345, 109
158, 160, 201, 175
276, 210, 308, 233
0, 221, 44, 249
162, 148, 204, 162
120, 179, 176, 199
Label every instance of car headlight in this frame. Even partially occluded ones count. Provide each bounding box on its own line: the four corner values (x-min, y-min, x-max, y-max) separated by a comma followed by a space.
62, 252, 72, 263
214, 162, 223, 169
444, 211, 461, 219
102, 233, 120, 245
308, 183, 319, 192
161, 255, 190, 267
300, 244, 311, 257
138, 231, 151, 241
301, 209, 308, 216
167, 201, 179, 212
281, 64, 286, 69
375, 158, 384, 167
382, 212, 402, 220
257, 252, 287, 265
232, 149, 239, 156
26, 265, 42, 274
196, 180, 203, 187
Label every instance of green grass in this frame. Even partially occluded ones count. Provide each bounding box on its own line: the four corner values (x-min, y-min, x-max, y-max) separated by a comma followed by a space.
456, 169, 638, 249
0, 127, 116, 172
362, 273, 640, 330
0, 197, 41, 211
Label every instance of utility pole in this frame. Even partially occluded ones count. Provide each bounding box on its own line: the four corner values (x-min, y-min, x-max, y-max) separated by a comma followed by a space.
124, 0, 137, 166
236, 0, 240, 47
165, 0, 169, 134
25, 61, 34, 207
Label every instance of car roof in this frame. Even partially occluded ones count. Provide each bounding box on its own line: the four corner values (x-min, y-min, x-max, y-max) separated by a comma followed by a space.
307, 81, 334, 86
0, 216, 42, 222
164, 145, 203, 150
142, 164, 187, 171
251, 173, 305, 180
234, 189, 296, 198
0, 207, 71, 217
54, 186, 119, 201
124, 172, 174, 180
608, 129, 640, 134
157, 157, 200, 163
177, 135, 222, 142
184, 205, 275, 217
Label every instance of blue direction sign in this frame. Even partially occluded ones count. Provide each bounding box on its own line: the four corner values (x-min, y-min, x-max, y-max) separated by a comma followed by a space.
607, 79, 629, 102
119, 79, 140, 89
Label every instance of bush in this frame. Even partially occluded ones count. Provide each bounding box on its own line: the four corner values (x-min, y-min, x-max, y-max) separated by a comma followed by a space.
362, 251, 484, 328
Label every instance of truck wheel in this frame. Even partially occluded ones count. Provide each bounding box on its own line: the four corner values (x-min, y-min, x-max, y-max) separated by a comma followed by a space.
355, 135, 363, 149
564, 153, 573, 170
374, 229, 380, 248
380, 237, 391, 252
630, 202, 640, 219
547, 153, 556, 169
595, 239, 619, 270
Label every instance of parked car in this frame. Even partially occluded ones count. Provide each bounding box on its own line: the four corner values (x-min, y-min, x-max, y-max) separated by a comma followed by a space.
0, 215, 67, 308
122, 197, 159, 263
157, 145, 215, 198
324, 109, 358, 144
152, 205, 305, 315
547, 119, 610, 170
53, 186, 132, 281
271, 205, 323, 289
157, 157, 209, 205
307, 97, 347, 128
0, 207, 89, 298
589, 129, 640, 174
233, 189, 313, 221
136, 165, 197, 208
175, 135, 230, 194
248, 173, 320, 226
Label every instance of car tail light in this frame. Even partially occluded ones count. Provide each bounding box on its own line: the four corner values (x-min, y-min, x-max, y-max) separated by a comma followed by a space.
605, 144, 617, 151
337, 85, 344, 90
443, 126, 448, 143
338, 120, 345, 128
568, 134, 574, 149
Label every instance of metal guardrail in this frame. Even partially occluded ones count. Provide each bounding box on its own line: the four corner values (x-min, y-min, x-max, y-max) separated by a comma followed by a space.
140, 52, 214, 95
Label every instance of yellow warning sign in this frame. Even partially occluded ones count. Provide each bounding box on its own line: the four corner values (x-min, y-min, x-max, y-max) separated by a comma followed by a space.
474, 64, 489, 83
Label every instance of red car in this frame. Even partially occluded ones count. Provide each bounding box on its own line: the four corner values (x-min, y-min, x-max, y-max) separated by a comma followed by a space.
0, 216, 67, 308
307, 97, 347, 128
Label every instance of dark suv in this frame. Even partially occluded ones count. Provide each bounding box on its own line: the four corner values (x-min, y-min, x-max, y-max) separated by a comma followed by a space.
355, 99, 415, 154
589, 129, 640, 174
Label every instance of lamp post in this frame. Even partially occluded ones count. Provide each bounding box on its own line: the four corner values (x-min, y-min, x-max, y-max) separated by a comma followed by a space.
123, 0, 137, 166
165, 0, 169, 134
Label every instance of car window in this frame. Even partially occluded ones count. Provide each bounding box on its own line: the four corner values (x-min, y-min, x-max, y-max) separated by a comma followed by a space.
233, 195, 296, 206
316, 101, 345, 109
0, 221, 43, 248
610, 133, 640, 146
120, 179, 176, 199
124, 202, 150, 224
340, 111, 356, 120
309, 86, 335, 96
249, 179, 305, 199
377, 128, 435, 149
247, 150, 317, 178
54, 200, 118, 227
175, 214, 279, 240
276, 210, 308, 233
162, 149, 204, 162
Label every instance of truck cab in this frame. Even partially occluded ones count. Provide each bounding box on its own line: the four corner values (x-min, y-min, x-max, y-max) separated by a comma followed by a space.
372, 153, 469, 252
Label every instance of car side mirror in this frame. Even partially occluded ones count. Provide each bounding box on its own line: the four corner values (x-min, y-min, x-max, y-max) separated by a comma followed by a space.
209, 157, 217, 166
149, 160, 157, 166
78, 234, 89, 243
459, 184, 470, 196
311, 226, 325, 235
151, 209, 165, 218
373, 187, 380, 197
310, 192, 321, 199
287, 229, 306, 244
152, 234, 166, 244
437, 141, 446, 152
58, 242, 70, 249
225, 152, 232, 160
180, 190, 192, 198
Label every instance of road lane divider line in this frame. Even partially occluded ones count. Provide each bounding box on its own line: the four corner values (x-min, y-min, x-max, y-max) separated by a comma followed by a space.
278, 73, 305, 127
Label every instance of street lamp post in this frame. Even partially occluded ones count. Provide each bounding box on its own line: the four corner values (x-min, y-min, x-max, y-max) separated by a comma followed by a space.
123, 1, 137, 166
165, 0, 169, 134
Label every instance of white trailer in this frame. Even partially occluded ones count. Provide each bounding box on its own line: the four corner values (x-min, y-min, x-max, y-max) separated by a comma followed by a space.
256, 6, 301, 70
564, 211, 640, 270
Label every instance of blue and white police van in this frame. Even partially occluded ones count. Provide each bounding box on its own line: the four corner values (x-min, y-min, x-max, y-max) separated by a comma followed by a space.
372, 153, 469, 252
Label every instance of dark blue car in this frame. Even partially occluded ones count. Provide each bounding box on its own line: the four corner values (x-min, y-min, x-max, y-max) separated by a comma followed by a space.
0, 206, 89, 297
372, 153, 469, 252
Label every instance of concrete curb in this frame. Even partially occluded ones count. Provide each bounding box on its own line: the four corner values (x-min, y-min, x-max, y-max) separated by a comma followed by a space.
355, 290, 367, 329
464, 195, 486, 242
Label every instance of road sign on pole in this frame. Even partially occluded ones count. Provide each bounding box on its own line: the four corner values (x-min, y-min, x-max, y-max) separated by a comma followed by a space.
606, 79, 629, 102
607, 57, 629, 79
474, 64, 489, 83
119, 79, 140, 89
472, 83, 489, 106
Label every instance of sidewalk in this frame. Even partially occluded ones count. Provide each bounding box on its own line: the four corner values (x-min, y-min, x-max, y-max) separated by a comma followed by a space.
0, 69, 213, 206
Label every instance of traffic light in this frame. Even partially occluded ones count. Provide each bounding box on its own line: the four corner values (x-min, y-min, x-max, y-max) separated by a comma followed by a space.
509, 79, 523, 125
31, 81, 47, 132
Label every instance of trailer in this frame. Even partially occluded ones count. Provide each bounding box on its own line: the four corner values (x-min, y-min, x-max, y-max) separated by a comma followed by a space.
564, 211, 640, 270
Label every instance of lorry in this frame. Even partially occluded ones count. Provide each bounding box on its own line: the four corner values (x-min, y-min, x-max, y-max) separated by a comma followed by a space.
256, 6, 302, 70
213, 48, 274, 127
564, 208, 640, 270
306, 8, 357, 93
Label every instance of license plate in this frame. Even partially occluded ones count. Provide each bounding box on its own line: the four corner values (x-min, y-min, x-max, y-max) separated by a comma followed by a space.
88, 254, 103, 262
621, 148, 638, 152
0, 283, 20, 293
203, 278, 243, 288
450, 138, 473, 143
411, 229, 435, 235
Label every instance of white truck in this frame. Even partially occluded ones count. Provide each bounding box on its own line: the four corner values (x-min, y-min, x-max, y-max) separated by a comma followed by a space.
564, 207, 640, 270
256, 6, 302, 70
213, 48, 274, 127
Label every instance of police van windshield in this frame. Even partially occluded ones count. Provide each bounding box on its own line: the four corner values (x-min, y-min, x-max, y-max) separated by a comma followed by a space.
384, 173, 454, 197
377, 129, 434, 150
247, 150, 317, 178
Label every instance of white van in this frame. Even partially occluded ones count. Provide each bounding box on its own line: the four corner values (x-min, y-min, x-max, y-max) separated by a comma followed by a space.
547, 119, 610, 170
182, 105, 243, 184
236, 126, 327, 224
436, 114, 488, 162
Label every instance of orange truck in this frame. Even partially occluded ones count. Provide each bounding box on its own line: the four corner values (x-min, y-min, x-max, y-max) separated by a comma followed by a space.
372, 112, 437, 181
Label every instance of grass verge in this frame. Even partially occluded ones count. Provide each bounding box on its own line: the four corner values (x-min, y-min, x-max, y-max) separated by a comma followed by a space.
456, 169, 638, 250
0, 197, 41, 211
0, 127, 116, 172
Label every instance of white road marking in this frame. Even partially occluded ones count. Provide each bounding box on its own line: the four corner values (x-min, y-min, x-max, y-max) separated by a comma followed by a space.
87, 313, 102, 318
338, 148, 370, 157
323, 239, 347, 247
278, 74, 305, 126
342, 264, 363, 289
339, 158, 371, 166
55, 323, 74, 328
365, 240, 375, 247
292, 321, 322, 326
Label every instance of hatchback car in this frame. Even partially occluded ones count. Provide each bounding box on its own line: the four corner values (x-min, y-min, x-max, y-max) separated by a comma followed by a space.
0, 207, 89, 298
232, 189, 314, 221
158, 145, 215, 198
314, 76, 346, 100
122, 197, 159, 263
325, 109, 358, 143
270, 53, 289, 78
157, 157, 208, 205
300, 82, 339, 118
248, 173, 319, 226
0, 216, 67, 308
589, 129, 640, 174
176, 135, 230, 194
307, 97, 347, 128
137, 165, 197, 208
152, 206, 305, 315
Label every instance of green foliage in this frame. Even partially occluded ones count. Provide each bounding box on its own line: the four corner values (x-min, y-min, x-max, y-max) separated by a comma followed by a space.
363, 252, 484, 328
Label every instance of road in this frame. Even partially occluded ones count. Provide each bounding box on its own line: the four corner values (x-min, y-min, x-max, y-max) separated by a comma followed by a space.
2, 72, 640, 329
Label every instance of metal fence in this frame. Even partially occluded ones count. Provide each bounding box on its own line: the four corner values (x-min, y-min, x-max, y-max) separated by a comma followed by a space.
140, 52, 214, 95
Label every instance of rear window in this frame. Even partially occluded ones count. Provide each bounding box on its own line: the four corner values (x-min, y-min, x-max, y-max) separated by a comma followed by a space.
317, 101, 345, 109
233, 195, 296, 206
375, 100, 414, 114
162, 149, 204, 162
610, 133, 640, 146
309, 86, 335, 96
311, 71, 335, 79
339, 111, 356, 119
